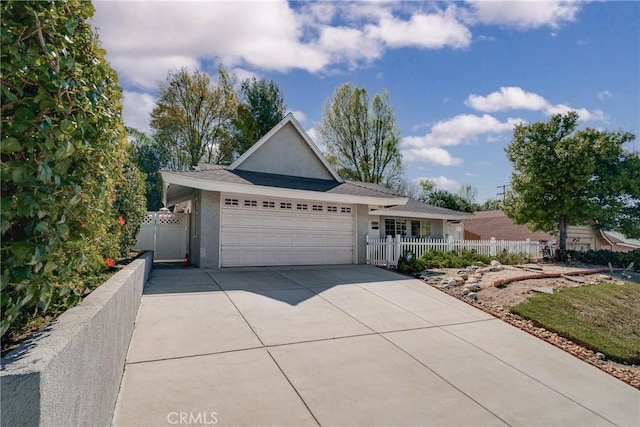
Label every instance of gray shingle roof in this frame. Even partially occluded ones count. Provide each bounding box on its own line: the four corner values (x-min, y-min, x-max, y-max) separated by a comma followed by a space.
166, 166, 402, 199
382, 198, 471, 216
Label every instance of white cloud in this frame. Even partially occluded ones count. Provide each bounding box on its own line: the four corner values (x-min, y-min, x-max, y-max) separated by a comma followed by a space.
110, 55, 200, 90
597, 90, 613, 101
466, 86, 606, 121
402, 113, 523, 166
368, 8, 472, 50
306, 127, 325, 151
93, 1, 328, 74
403, 147, 463, 166
477, 34, 496, 42
289, 110, 308, 124
465, 0, 581, 29
92, 1, 478, 80
404, 114, 523, 148
544, 104, 606, 122
92, 0, 583, 84
413, 176, 461, 191
316, 26, 383, 67
122, 91, 156, 133
466, 87, 548, 112
231, 67, 260, 83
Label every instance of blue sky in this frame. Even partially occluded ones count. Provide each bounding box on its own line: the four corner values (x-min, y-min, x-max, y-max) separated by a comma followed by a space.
92, 1, 639, 202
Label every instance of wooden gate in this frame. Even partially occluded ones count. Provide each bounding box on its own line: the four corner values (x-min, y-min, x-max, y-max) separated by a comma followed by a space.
134, 212, 189, 262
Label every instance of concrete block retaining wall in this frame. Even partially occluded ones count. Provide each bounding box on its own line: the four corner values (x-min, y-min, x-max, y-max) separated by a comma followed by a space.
1, 251, 153, 427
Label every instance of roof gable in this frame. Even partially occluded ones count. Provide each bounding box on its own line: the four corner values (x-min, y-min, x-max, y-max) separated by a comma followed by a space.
228, 114, 342, 182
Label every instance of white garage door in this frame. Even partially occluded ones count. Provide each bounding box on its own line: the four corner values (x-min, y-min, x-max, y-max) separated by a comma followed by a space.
220, 194, 355, 267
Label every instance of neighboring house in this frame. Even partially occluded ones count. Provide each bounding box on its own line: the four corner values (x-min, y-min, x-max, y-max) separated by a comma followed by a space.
463, 210, 555, 242
160, 113, 471, 268
463, 210, 639, 253
567, 226, 640, 252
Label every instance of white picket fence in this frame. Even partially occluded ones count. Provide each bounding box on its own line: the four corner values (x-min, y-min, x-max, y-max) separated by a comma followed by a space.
366, 235, 552, 267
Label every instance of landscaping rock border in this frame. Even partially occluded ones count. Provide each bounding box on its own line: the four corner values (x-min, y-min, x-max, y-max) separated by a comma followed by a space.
1, 251, 153, 427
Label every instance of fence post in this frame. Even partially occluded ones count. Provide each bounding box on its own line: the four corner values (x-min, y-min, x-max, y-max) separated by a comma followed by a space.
447, 235, 453, 252
490, 237, 496, 257
366, 235, 370, 264
394, 234, 402, 265
386, 235, 393, 267
525, 238, 531, 257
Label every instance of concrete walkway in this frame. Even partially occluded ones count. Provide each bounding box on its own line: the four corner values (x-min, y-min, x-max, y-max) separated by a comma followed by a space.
113, 265, 639, 427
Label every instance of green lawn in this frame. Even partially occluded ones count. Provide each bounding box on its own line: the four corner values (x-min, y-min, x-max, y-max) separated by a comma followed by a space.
510, 283, 640, 364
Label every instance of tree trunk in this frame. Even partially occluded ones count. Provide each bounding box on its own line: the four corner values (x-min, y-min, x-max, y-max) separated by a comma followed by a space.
558, 214, 567, 261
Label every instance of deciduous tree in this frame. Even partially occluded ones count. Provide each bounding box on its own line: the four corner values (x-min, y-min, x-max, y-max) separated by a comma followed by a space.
231, 77, 286, 159
480, 198, 502, 211
151, 66, 237, 169
127, 127, 163, 211
417, 180, 479, 212
317, 83, 403, 186
504, 111, 639, 260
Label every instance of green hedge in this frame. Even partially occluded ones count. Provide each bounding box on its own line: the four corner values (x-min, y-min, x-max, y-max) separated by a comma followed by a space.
568, 249, 639, 271
1, 1, 146, 339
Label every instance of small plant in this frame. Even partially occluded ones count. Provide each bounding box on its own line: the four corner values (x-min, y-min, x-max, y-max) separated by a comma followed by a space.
495, 249, 532, 265
397, 251, 426, 274
622, 262, 635, 280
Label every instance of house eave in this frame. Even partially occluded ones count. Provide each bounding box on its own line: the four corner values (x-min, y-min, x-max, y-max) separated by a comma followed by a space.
369, 209, 472, 221
161, 171, 408, 206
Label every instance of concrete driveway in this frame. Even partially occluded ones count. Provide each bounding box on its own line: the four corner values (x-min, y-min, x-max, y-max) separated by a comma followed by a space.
113, 265, 639, 427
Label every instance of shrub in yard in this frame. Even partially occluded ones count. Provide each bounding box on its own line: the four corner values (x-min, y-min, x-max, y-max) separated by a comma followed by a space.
495, 249, 533, 265
397, 251, 426, 274
420, 249, 532, 268
568, 249, 639, 271
421, 249, 491, 269
0, 1, 145, 339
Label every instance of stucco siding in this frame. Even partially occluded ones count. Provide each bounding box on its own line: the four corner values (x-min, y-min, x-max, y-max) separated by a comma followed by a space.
200, 191, 221, 268
234, 122, 334, 180
431, 219, 445, 239
355, 204, 369, 264
189, 191, 201, 266
566, 225, 597, 251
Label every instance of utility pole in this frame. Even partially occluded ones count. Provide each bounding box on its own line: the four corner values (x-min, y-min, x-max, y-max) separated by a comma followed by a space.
497, 184, 510, 202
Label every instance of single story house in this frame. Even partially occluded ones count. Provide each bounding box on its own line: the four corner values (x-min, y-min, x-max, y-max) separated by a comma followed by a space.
566, 226, 640, 252
161, 114, 471, 268
463, 210, 639, 253
463, 210, 555, 242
